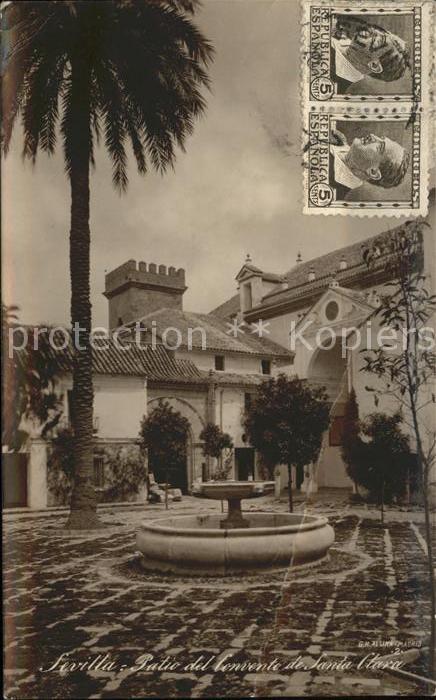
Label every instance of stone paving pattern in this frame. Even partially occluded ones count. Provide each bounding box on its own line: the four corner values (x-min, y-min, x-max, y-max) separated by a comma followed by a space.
3, 491, 435, 698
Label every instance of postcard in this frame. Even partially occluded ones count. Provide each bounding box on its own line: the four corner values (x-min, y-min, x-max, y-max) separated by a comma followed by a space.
2, 1, 435, 698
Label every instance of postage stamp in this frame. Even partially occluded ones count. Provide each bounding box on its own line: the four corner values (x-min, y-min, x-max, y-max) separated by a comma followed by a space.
301, 0, 434, 216
302, 109, 428, 215
301, 0, 433, 103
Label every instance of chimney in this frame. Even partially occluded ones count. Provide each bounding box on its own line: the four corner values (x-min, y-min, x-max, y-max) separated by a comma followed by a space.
308, 266, 316, 282
104, 260, 187, 329
339, 255, 347, 270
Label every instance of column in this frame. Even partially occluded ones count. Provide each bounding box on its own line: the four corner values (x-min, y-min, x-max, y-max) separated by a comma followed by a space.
28, 438, 48, 509
301, 463, 318, 495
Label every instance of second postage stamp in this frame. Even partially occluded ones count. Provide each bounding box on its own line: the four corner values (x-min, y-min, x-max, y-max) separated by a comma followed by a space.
303, 110, 425, 213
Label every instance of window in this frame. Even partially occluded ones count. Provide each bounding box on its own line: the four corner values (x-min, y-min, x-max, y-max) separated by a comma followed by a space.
117, 316, 123, 327
215, 355, 225, 371
325, 300, 339, 322
138, 321, 147, 344
93, 456, 105, 488
242, 283, 253, 311
329, 416, 345, 446
261, 359, 271, 375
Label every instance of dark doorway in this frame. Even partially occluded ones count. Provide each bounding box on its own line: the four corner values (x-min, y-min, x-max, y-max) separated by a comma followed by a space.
150, 455, 188, 494
167, 463, 188, 494
235, 448, 255, 481
296, 464, 305, 490
2, 453, 28, 508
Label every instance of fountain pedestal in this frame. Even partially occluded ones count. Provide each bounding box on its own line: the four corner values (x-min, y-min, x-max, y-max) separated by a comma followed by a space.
221, 497, 249, 529
193, 481, 272, 529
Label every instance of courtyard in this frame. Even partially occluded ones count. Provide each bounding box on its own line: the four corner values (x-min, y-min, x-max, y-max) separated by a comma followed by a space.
3, 491, 434, 698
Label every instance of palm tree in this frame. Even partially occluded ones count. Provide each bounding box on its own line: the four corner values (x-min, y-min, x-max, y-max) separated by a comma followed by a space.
2, 0, 213, 529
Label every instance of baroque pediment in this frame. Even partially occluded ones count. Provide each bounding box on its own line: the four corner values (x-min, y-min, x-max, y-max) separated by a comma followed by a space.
235, 264, 263, 283
294, 284, 375, 338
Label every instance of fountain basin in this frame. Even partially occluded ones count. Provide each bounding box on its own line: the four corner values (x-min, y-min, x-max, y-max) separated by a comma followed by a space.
137, 512, 334, 576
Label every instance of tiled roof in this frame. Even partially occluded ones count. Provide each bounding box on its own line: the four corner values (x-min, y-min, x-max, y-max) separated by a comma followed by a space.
126, 308, 291, 359
200, 370, 266, 386
209, 221, 416, 319
262, 272, 285, 283
14, 330, 202, 382
282, 232, 384, 292
209, 293, 240, 320
255, 230, 399, 313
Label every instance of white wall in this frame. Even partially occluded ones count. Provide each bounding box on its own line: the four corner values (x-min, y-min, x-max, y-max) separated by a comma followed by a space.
214, 387, 254, 480
267, 308, 307, 350
177, 349, 266, 375
215, 387, 246, 448
60, 374, 147, 439
95, 376, 147, 438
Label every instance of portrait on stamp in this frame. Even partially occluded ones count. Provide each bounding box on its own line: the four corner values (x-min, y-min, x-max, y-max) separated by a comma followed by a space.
331, 13, 414, 96
305, 4, 424, 102
329, 120, 411, 200
304, 114, 421, 213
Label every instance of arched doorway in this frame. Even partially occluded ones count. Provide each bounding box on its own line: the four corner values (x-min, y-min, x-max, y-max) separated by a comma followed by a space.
307, 338, 348, 402
307, 339, 351, 489
148, 427, 193, 494
146, 396, 205, 493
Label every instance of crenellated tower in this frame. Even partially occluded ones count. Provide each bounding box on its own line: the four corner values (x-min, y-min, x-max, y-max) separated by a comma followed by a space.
104, 259, 187, 329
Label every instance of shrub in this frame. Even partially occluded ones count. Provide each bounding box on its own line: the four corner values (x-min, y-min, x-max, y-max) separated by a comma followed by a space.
353, 412, 412, 505
199, 423, 234, 480
97, 443, 146, 503
139, 400, 190, 486
341, 389, 362, 492
47, 428, 75, 505
47, 428, 146, 506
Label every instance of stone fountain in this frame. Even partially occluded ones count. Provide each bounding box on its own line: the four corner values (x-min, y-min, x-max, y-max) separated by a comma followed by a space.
137, 481, 334, 576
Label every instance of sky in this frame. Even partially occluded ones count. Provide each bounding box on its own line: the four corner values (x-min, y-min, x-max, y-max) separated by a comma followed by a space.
2, 0, 432, 327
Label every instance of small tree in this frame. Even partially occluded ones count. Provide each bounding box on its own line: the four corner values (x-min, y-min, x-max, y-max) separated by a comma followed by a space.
139, 401, 190, 507
243, 375, 330, 512
362, 218, 436, 677
2, 319, 63, 450
199, 423, 234, 481
353, 412, 412, 522
341, 388, 361, 495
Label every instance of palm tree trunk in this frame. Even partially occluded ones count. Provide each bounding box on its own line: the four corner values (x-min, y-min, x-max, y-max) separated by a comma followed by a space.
65, 59, 100, 529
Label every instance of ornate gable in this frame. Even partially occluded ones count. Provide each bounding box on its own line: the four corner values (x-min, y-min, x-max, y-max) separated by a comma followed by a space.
295, 281, 376, 339
235, 263, 263, 283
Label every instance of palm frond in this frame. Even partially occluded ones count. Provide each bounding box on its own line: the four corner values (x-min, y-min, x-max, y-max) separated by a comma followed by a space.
3, 0, 213, 184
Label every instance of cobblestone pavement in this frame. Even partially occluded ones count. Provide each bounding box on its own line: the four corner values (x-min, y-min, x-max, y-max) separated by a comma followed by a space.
3, 494, 435, 698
